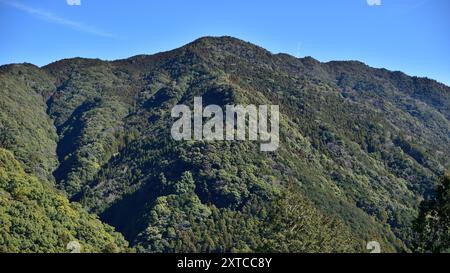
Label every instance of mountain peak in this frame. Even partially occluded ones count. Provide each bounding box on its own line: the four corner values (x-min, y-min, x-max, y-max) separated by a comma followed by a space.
184, 35, 273, 58
187, 35, 255, 47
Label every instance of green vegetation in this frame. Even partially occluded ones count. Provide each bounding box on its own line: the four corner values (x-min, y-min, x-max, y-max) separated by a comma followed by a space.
0, 148, 129, 252
0, 64, 58, 182
1, 36, 449, 252
414, 173, 450, 253
133, 173, 361, 252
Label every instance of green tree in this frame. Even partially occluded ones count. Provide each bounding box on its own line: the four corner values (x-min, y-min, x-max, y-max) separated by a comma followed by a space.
414, 173, 450, 253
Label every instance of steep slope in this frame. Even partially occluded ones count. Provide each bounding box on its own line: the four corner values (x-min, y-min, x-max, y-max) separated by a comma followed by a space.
0, 64, 58, 182
1, 36, 449, 252
0, 63, 129, 253
43, 58, 132, 195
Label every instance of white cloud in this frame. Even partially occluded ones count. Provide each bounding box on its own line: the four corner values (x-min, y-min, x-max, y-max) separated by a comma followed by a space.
0, 0, 117, 38
66, 0, 81, 6
367, 0, 382, 6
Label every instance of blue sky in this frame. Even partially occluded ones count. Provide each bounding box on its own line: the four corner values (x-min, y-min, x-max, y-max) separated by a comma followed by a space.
1, 0, 449, 85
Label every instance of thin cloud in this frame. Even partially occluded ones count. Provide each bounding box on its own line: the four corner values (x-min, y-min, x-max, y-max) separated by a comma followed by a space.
67, 0, 81, 6
1, 0, 117, 39
367, 0, 382, 6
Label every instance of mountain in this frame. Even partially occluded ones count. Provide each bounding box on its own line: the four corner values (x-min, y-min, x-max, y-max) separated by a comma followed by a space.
1, 36, 449, 252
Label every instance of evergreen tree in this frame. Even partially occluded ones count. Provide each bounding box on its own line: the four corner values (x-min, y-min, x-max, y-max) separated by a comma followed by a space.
414, 173, 450, 253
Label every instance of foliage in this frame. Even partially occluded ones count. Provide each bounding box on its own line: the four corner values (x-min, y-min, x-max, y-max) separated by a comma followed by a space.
0, 64, 58, 182
135, 175, 361, 253
0, 148, 129, 253
414, 173, 450, 253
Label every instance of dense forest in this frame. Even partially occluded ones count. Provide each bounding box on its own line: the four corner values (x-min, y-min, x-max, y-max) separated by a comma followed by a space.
0, 36, 449, 252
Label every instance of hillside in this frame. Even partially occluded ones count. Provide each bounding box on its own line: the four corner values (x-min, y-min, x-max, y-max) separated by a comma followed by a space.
0, 148, 129, 252
1, 36, 449, 252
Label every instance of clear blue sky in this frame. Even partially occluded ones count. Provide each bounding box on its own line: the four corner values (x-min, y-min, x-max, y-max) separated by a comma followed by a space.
1, 0, 449, 85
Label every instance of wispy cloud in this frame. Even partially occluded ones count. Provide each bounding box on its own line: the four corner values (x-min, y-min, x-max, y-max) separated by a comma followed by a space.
367, 0, 382, 6
67, 0, 81, 6
1, 0, 117, 39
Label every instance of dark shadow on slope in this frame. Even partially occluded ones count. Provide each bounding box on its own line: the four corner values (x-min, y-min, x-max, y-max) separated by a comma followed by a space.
52, 100, 98, 183
100, 179, 161, 244
143, 87, 178, 109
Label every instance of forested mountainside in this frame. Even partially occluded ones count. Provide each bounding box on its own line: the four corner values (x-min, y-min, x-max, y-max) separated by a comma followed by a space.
1, 36, 449, 252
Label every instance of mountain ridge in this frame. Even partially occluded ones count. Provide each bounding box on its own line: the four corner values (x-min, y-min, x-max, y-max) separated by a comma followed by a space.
1, 36, 449, 252
3, 36, 447, 88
